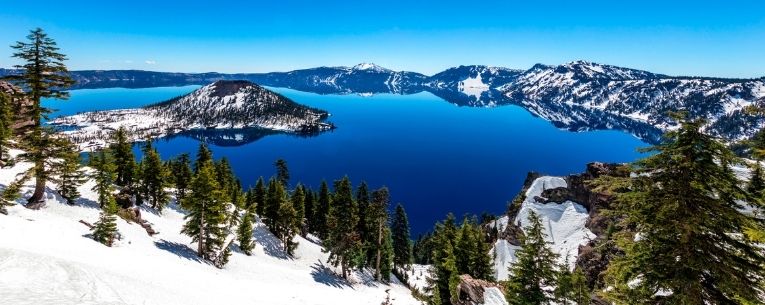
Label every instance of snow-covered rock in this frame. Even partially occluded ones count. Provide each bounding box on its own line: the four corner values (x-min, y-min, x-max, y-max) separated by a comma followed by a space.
493, 176, 596, 281
0, 153, 419, 305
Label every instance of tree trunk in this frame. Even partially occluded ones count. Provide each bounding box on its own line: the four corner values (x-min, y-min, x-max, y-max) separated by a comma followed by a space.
375, 221, 383, 281
198, 207, 205, 258
26, 162, 46, 208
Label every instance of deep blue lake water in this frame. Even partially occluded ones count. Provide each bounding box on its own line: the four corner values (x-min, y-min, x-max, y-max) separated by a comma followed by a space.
45, 86, 647, 234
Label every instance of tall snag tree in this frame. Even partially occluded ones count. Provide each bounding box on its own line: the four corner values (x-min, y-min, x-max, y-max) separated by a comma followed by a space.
595, 116, 765, 304
5, 28, 74, 206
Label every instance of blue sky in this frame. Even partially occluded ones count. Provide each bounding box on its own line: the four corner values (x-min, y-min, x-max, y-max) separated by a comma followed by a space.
0, 0, 763, 77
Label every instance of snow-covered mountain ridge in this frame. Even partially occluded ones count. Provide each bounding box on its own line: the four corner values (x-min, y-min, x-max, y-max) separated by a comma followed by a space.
6, 61, 763, 141
500, 61, 765, 141
51, 80, 333, 151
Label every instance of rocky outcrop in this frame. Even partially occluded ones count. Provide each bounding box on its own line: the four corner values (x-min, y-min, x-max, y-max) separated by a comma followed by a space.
454, 275, 507, 305
0, 81, 34, 132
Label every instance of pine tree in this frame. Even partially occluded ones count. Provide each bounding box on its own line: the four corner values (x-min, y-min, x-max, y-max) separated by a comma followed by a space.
303, 188, 316, 233
748, 162, 764, 205
253, 177, 266, 217
215, 157, 236, 195
571, 268, 590, 305
181, 157, 227, 260
275, 185, 300, 256
0, 91, 13, 167
170, 153, 193, 202
469, 222, 495, 282
505, 210, 559, 305
427, 224, 460, 305
139, 139, 170, 212
391, 203, 413, 269
314, 180, 332, 239
194, 144, 213, 173
455, 218, 475, 274
367, 187, 390, 280
595, 117, 765, 304
356, 181, 371, 249
51, 138, 86, 205
5, 28, 74, 205
110, 127, 135, 187
264, 178, 281, 230
751, 128, 765, 160
92, 195, 119, 247
325, 176, 361, 279
275, 159, 289, 187
379, 226, 394, 282
292, 184, 306, 234
90, 151, 117, 208
237, 209, 255, 255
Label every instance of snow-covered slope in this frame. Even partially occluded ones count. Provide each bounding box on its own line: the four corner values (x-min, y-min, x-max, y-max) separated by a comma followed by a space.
492, 176, 595, 281
0, 150, 419, 305
51, 80, 333, 151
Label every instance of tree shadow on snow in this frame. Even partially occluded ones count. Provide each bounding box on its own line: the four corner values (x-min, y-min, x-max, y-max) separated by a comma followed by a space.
310, 260, 353, 289
253, 224, 290, 260
154, 239, 208, 265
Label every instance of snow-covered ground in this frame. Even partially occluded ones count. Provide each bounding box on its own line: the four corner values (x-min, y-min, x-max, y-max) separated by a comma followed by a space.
492, 176, 595, 281
0, 150, 420, 305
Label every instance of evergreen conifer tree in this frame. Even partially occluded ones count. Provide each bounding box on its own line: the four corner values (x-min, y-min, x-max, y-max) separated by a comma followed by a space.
253, 177, 266, 217
505, 210, 559, 305
90, 151, 117, 208
92, 194, 119, 247
748, 162, 764, 204
275, 185, 300, 256
264, 178, 281, 230
595, 117, 765, 304
379, 226, 394, 282
275, 159, 289, 187
181, 158, 227, 260
367, 187, 390, 280
427, 224, 460, 305
314, 180, 332, 239
110, 127, 135, 187
303, 188, 316, 233
5, 28, 74, 205
170, 153, 193, 202
139, 139, 170, 212
292, 184, 306, 234
391, 203, 413, 269
325, 176, 361, 279
237, 209, 255, 255
51, 139, 86, 205
194, 144, 213, 173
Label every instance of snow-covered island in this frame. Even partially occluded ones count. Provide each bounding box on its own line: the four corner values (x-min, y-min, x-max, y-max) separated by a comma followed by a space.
50, 80, 334, 151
